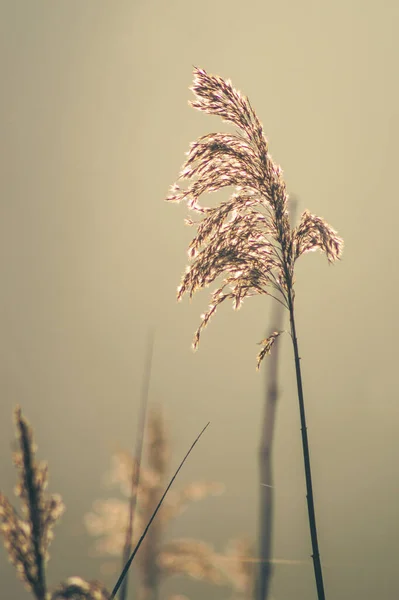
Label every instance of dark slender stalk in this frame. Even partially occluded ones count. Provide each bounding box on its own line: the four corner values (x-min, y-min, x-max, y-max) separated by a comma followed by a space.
119, 330, 154, 600
110, 421, 210, 600
287, 292, 325, 600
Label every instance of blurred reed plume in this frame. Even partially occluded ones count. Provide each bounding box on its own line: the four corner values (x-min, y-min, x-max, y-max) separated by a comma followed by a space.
0, 407, 64, 600
85, 406, 225, 599
0, 407, 110, 600
214, 538, 255, 600
51, 577, 111, 599
166, 67, 344, 600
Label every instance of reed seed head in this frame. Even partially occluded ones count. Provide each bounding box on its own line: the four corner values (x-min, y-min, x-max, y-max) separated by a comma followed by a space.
167, 67, 344, 366
0, 408, 64, 597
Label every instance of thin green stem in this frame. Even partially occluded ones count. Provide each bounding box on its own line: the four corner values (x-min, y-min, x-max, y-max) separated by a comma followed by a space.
287, 290, 326, 600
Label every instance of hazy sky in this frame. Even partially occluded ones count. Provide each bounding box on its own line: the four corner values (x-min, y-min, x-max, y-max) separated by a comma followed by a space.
1, 1, 399, 599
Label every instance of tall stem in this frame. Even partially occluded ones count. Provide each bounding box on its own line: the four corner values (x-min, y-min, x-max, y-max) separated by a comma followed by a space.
287, 291, 326, 600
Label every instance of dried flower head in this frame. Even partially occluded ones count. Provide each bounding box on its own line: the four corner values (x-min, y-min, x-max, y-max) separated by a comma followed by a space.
0, 407, 65, 599
167, 67, 343, 366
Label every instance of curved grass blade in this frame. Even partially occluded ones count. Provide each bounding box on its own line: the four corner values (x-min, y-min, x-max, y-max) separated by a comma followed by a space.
110, 421, 210, 600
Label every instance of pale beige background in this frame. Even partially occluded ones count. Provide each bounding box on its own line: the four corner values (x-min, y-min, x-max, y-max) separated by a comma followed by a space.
0, 1, 398, 599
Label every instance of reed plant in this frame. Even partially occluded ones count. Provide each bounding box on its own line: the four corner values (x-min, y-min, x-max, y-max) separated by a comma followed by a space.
166, 67, 344, 600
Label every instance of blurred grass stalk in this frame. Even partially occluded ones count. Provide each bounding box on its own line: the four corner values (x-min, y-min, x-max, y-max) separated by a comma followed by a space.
256, 277, 283, 600
119, 331, 154, 600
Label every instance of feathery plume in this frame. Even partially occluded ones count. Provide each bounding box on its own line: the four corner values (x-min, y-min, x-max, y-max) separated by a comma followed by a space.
167, 67, 343, 365
0, 407, 64, 600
